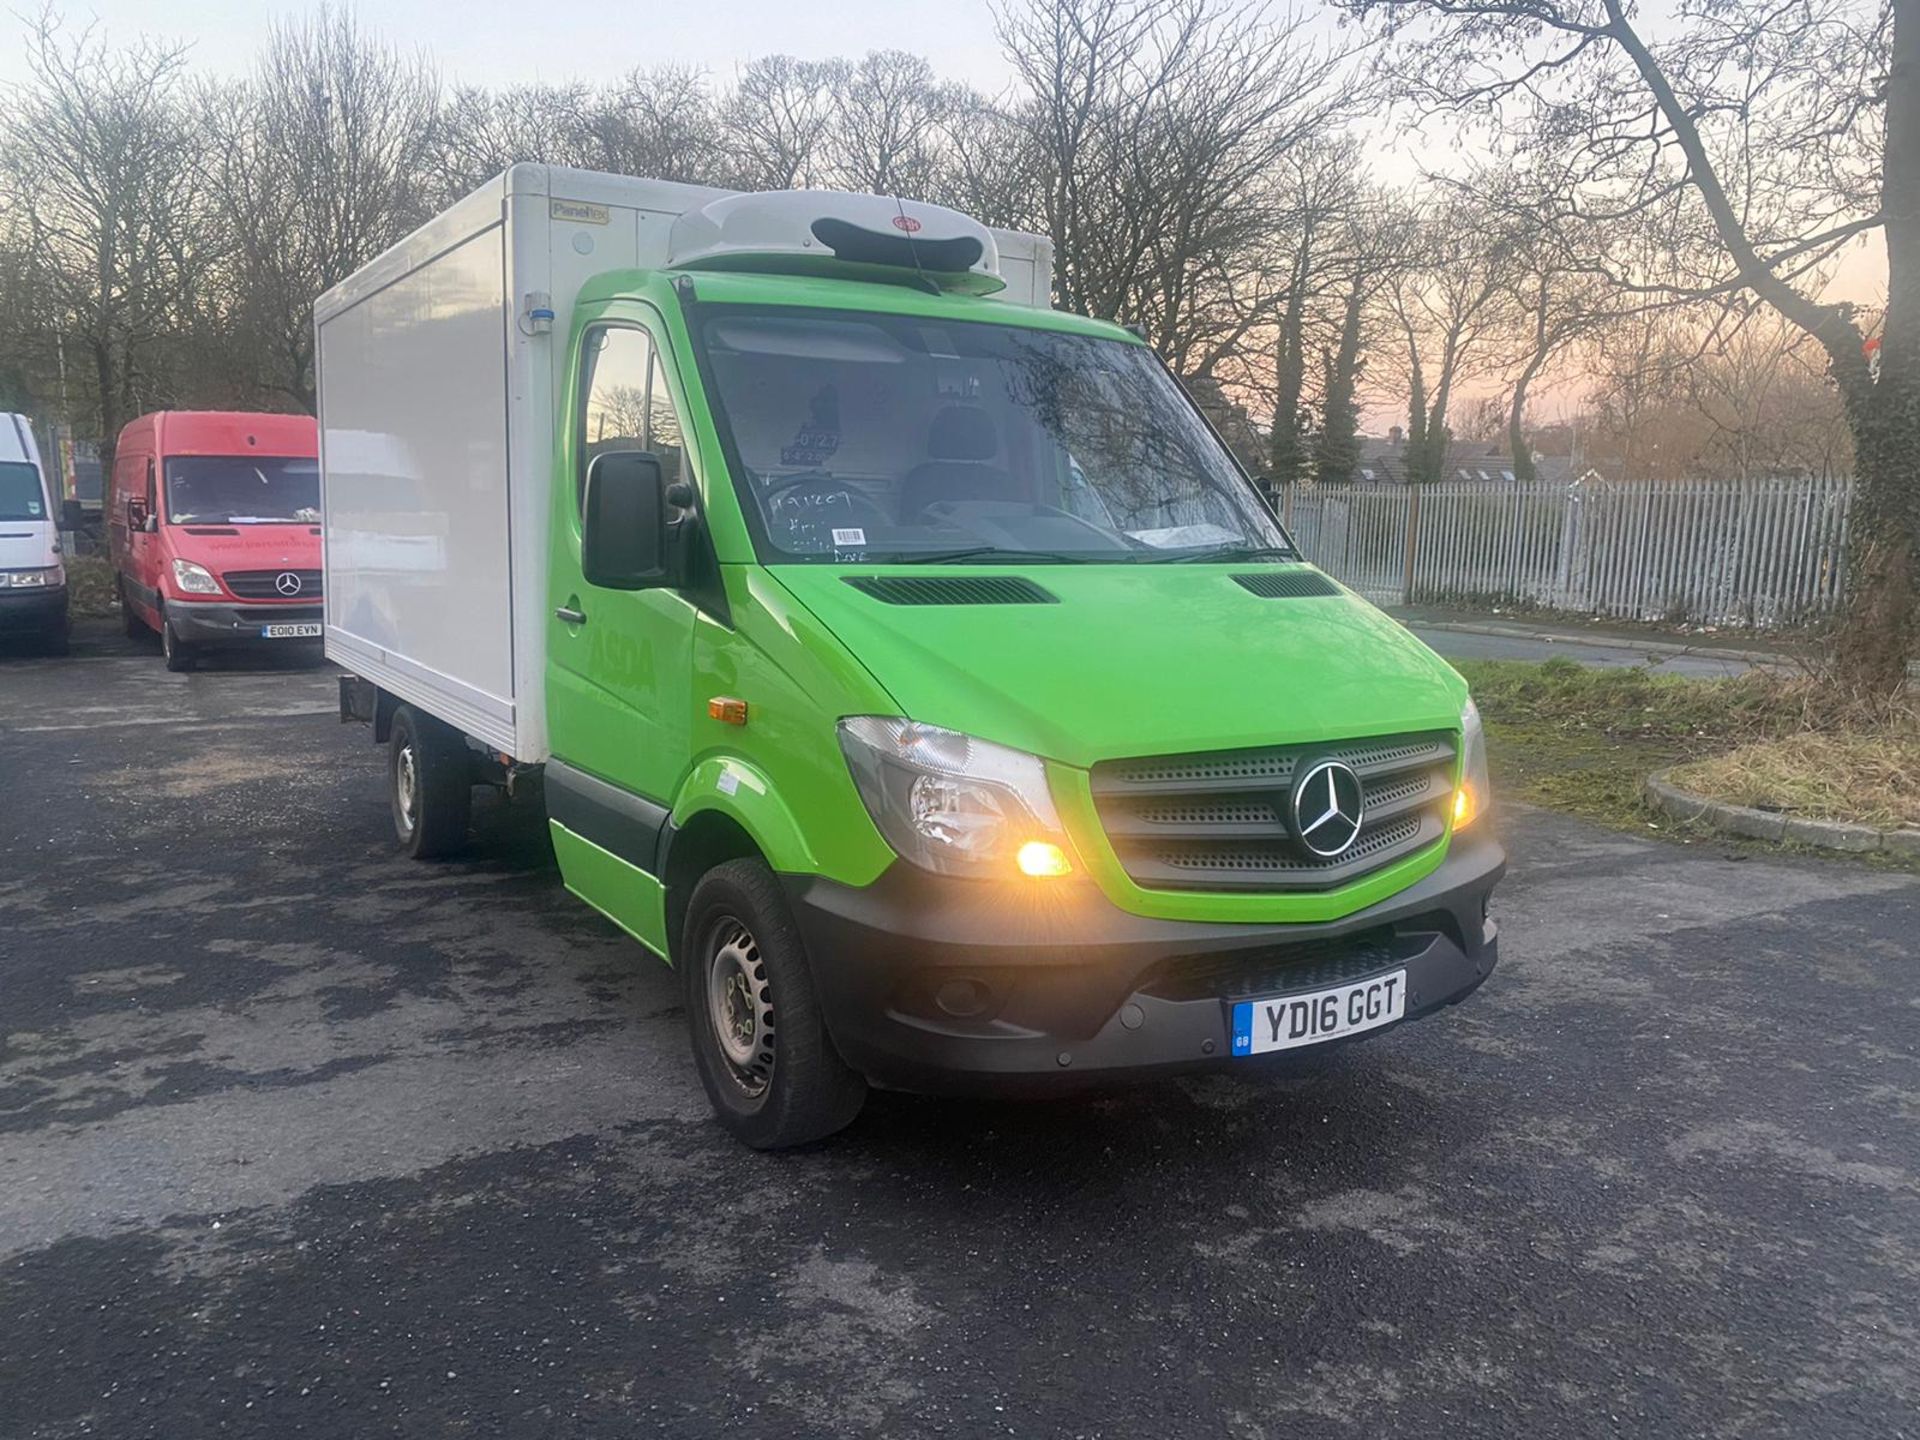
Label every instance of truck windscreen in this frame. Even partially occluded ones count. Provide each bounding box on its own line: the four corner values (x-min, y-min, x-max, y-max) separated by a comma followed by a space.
694, 307, 1292, 564
164, 456, 320, 525
0, 461, 48, 522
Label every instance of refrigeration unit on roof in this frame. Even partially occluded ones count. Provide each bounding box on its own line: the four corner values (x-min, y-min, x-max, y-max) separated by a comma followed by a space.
666, 190, 1006, 294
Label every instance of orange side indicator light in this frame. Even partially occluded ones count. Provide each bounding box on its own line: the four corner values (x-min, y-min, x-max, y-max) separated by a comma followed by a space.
708, 696, 749, 726
1017, 840, 1072, 878
1453, 785, 1478, 830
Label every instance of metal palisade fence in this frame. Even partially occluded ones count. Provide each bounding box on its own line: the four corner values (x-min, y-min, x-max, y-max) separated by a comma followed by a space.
1277, 476, 1855, 630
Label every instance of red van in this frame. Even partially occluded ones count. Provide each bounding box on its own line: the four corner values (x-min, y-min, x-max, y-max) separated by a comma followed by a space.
111, 411, 322, 671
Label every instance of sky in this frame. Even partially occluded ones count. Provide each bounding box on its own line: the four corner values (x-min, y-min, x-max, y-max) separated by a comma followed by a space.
0, 0, 1023, 91
3, 0, 1887, 433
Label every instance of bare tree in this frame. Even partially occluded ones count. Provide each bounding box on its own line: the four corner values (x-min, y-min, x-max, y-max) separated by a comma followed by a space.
1384, 191, 1516, 484
1478, 171, 1617, 481
436, 69, 724, 194
1339, 0, 1910, 687
920, 87, 1044, 228
213, 7, 440, 412
1584, 310, 1854, 482
995, 0, 1364, 375
437, 81, 599, 194
1268, 140, 1367, 484
1317, 194, 1420, 484
581, 68, 726, 185
824, 51, 963, 196
724, 56, 848, 190
0, 7, 214, 463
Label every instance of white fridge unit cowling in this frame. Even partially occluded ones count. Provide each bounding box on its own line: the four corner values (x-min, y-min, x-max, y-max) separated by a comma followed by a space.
316, 164, 1055, 764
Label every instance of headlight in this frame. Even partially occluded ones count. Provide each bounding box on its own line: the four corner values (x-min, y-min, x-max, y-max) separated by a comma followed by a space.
170, 558, 221, 595
0, 565, 62, 589
838, 717, 1074, 878
1454, 698, 1490, 830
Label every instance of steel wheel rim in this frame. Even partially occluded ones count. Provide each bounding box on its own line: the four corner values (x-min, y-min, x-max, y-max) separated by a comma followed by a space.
396, 743, 418, 833
706, 918, 775, 1096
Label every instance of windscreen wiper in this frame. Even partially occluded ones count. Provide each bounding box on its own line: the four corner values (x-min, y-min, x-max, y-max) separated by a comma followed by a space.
883, 546, 1105, 565
1143, 544, 1304, 564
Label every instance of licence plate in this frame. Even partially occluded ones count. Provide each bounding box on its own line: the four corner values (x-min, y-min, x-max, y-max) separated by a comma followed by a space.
1231, 970, 1407, 1056
261, 623, 322, 639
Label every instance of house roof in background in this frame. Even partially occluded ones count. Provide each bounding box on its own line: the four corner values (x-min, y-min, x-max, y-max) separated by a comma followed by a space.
1352, 435, 1595, 486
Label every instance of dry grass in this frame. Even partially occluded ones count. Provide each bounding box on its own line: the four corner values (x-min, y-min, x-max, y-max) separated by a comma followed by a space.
1669, 731, 1920, 830
1456, 657, 1920, 842
63, 554, 119, 617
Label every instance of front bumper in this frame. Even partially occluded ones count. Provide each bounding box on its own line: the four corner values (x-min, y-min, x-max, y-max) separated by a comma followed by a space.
0, 584, 69, 635
786, 830, 1505, 1093
166, 599, 323, 645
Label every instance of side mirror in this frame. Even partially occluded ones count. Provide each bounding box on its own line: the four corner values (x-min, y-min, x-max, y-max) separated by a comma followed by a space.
582, 450, 668, 589
60, 499, 84, 531
126, 497, 148, 532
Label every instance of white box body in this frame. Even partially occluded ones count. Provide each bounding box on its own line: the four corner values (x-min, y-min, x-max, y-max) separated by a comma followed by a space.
316, 164, 1055, 762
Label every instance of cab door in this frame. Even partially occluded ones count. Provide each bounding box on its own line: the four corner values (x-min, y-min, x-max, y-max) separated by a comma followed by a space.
133, 455, 160, 603
113, 446, 160, 621
545, 305, 703, 915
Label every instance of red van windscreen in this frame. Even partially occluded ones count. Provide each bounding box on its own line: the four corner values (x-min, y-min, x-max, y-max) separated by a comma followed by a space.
163, 456, 320, 525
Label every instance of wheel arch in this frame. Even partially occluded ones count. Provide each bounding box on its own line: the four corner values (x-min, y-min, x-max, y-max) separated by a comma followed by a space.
662, 808, 765, 963
662, 757, 818, 956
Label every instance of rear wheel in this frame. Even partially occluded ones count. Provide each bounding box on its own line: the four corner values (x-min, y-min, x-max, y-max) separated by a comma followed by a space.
160, 612, 197, 672
388, 704, 472, 859
683, 858, 866, 1150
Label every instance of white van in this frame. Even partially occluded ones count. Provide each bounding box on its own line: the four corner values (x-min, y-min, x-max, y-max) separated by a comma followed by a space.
0, 414, 70, 654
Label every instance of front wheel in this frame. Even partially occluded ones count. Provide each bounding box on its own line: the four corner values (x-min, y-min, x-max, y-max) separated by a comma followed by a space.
683, 858, 866, 1150
160, 614, 197, 672
388, 705, 472, 859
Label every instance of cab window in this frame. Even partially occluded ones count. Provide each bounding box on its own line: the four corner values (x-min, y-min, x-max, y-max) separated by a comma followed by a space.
581, 325, 652, 494
578, 323, 694, 520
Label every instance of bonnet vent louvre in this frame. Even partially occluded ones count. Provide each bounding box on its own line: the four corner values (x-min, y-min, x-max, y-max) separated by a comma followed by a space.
1232, 570, 1341, 599
843, 575, 1059, 606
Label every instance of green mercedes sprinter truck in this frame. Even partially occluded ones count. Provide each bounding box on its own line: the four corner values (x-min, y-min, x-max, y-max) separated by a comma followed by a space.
318, 165, 1502, 1148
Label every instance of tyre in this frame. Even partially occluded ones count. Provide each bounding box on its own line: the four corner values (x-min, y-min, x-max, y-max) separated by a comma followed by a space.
682, 858, 867, 1149
388, 704, 472, 859
160, 613, 197, 672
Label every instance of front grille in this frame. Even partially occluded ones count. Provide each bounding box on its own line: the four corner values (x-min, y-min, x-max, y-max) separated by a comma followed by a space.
1141, 925, 1431, 1002
1091, 729, 1457, 893
224, 568, 322, 600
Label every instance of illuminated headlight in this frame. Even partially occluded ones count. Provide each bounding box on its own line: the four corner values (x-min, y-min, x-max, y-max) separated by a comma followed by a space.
0, 565, 62, 589
838, 717, 1074, 878
170, 558, 221, 595
1454, 698, 1491, 830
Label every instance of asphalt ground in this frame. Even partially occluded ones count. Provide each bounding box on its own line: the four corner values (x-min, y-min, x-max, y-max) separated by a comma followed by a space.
2, 620, 1917, 1438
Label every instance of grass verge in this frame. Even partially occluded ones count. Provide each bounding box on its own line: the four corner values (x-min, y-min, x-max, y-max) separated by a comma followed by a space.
1668, 734, 1918, 830
1455, 656, 1917, 855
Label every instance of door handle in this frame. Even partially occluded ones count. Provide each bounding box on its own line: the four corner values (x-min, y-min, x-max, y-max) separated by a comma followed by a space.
555, 604, 586, 626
